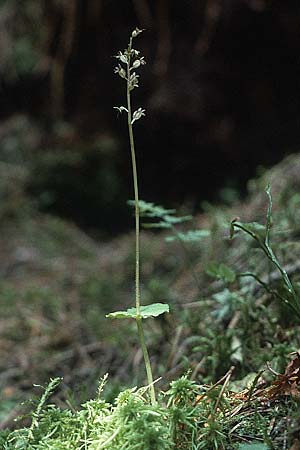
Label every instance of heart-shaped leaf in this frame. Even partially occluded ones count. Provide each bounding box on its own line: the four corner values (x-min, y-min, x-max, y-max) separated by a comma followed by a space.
106, 302, 170, 319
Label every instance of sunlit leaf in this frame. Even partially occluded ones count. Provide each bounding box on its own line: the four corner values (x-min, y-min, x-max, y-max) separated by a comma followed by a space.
106, 303, 170, 319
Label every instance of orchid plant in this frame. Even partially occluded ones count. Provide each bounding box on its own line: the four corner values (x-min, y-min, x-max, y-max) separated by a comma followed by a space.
107, 29, 169, 404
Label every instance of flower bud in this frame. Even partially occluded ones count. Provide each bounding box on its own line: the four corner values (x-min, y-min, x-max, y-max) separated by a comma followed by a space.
119, 68, 126, 78
132, 28, 143, 38
120, 54, 127, 64
131, 107, 146, 124
114, 65, 126, 79
132, 60, 141, 69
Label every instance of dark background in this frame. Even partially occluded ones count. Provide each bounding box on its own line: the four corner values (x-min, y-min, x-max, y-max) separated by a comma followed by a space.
1, 0, 300, 233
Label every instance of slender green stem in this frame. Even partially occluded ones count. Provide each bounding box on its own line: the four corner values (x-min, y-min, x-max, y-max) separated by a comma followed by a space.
233, 220, 300, 319
127, 37, 141, 316
136, 318, 156, 404
126, 36, 156, 403
237, 272, 297, 311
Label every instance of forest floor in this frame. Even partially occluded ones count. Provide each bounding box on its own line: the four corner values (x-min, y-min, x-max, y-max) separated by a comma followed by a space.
0, 149, 300, 448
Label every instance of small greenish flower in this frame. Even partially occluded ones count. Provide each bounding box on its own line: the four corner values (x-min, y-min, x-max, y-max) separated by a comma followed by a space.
129, 72, 139, 90
132, 107, 146, 124
114, 64, 126, 79
132, 27, 144, 38
132, 57, 146, 69
116, 51, 128, 64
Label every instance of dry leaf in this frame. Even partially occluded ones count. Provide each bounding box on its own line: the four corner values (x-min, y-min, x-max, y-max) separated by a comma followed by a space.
267, 353, 300, 399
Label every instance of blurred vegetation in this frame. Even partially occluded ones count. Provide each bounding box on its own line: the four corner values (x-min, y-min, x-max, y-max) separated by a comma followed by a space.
0, 0, 300, 225
0, 114, 132, 233
0, 152, 300, 447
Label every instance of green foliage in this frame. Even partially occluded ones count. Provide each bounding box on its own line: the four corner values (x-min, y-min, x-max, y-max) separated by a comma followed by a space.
212, 289, 244, 322
106, 303, 170, 319
128, 199, 193, 229
192, 328, 236, 381
2, 378, 174, 450
166, 376, 200, 448
231, 186, 300, 319
166, 230, 210, 243
206, 263, 236, 283
129, 199, 210, 244
28, 378, 63, 441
